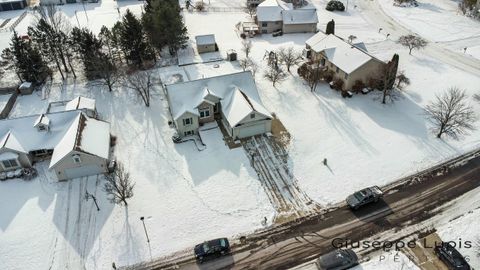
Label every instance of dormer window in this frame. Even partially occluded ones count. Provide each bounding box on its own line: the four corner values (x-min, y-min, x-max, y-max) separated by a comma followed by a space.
72, 154, 82, 164
34, 114, 50, 132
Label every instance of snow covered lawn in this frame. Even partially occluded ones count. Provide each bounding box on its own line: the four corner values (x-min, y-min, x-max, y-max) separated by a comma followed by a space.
0, 68, 273, 269
378, 0, 480, 59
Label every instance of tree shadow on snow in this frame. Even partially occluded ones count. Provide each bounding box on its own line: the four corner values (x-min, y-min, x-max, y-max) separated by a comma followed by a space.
52, 175, 115, 266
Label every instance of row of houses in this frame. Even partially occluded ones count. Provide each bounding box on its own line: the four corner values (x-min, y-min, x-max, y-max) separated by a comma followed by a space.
0, 96, 111, 181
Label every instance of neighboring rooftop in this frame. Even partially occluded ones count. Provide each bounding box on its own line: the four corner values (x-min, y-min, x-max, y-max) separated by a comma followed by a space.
257, 0, 291, 21
306, 33, 384, 74
65, 96, 96, 112
195, 34, 216, 46
282, 9, 318, 25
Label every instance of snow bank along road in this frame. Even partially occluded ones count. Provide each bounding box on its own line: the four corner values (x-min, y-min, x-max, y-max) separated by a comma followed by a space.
125, 149, 480, 270
358, 0, 480, 77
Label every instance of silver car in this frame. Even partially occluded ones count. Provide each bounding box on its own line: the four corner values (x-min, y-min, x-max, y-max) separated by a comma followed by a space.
316, 249, 358, 270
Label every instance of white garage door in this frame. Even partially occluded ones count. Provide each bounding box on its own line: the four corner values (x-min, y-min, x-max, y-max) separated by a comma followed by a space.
65, 165, 104, 179
235, 122, 268, 139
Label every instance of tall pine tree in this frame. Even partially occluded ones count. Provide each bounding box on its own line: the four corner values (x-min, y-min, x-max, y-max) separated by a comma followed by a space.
118, 10, 154, 68
142, 0, 188, 55
8, 31, 50, 84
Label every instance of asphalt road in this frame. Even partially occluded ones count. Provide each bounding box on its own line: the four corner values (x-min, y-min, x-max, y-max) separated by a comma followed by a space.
130, 151, 480, 270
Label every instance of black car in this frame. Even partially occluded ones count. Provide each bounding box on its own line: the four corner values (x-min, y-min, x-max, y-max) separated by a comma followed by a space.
316, 249, 358, 270
194, 238, 230, 263
434, 242, 471, 270
272, 30, 283, 37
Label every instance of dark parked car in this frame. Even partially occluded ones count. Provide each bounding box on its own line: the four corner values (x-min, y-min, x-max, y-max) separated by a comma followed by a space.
194, 238, 230, 263
346, 186, 383, 210
272, 30, 283, 37
316, 249, 358, 270
434, 242, 471, 270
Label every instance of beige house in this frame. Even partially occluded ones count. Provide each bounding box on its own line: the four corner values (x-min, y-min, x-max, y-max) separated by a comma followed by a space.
195, 34, 217, 54
0, 109, 111, 181
166, 71, 272, 140
256, 0, 318, 34
305, 32, 387, 91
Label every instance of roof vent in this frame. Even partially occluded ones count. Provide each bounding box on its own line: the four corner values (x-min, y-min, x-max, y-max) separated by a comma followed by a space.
34, 114, 50, 132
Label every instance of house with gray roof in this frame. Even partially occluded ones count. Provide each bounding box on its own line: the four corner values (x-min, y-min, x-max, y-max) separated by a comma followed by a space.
256, 0, 318, 34
166, 71, 272, 140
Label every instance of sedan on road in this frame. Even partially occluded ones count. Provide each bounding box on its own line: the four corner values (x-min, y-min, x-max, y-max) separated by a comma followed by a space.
194, 238, 230, 263
346, 186, 383, 210
434, 242, 471, 269
316, 249, 358, 270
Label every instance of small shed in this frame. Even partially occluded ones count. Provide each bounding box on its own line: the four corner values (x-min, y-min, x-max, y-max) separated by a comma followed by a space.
195, 34, 217, 54
18, 82, 33, 95
0, 93, 17, 119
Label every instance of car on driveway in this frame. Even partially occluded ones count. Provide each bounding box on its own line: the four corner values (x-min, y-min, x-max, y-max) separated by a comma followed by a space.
272, 30, 283, 37
316, 249, 358, 270
346, 186, 383, 210
434, 242, 471, 270
194, 238, 230, 263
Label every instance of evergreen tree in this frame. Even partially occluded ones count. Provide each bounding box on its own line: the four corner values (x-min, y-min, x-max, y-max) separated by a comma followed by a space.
118, 10, 154, 68
142, 0, 188, 55
70, 27, 104, 79
8, 31, 50, 83
326, 19, 335, 35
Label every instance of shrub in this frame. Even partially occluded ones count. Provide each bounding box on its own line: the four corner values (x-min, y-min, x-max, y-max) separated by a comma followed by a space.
352, 80, 365, 92
297, 63, 309, 78
195, 1, 206, 11
323, 70, 335, 82
332, 78, 344, 90
367, 77, 383, 90
326, 0, 345, 11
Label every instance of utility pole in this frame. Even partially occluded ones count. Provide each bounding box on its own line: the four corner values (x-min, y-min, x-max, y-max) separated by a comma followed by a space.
140, 217, 150, 243
82, 1, 89, 22
85, 190, 100, 211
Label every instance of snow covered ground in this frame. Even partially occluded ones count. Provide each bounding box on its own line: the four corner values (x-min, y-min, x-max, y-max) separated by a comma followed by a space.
0, 64, 274, 269
378, 0, 480, 59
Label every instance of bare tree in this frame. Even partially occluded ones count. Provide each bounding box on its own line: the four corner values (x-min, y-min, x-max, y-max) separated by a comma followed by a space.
475, 236, 480, 258
241, 39, 253, 58
348, 35, 357, 43
424, 87, 477, 139
278, 47, 302, 72
104, 162, 135, 206
398, 34, 428, 55
298, 62, 324, 92
123, 70, 154, 107
264, 65, 287, 87
244, 1, 256, 17
94, 55, 121, 92
395, 70, 410, 89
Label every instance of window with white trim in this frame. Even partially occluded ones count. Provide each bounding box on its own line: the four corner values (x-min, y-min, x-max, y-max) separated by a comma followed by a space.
2, 159, 19, 169
72, 154, 82, 164
336, 67, 339, 73
184, 130, 194, 136
183, 117, 193, 126
262, 22, 267, 27
344, 73, 348, 79
250, 113, 255, 119
199, 109, 210, 118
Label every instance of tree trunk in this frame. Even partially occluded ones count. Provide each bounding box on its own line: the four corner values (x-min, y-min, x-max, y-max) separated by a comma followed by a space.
409, 47, 413, 55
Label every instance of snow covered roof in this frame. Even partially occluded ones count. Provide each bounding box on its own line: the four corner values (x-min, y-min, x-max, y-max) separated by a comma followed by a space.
0, 131, 27, 153
0, 94, 13, 111
49, 113, 110, 168
166, 71, 271, 127
307, 33, 383, 74
282, 9, 318, 25
195, 34, 216, 46
65, 96, 96, 112
0, 151, 19, 160
0, 111, 79, 154
257, 0, 291, 22
33, 114, 50, 128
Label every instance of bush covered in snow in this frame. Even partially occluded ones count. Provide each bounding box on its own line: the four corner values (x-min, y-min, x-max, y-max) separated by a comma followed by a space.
326, 0, 345, 11
352, 80, 366, 92
393, 0, 419, 7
